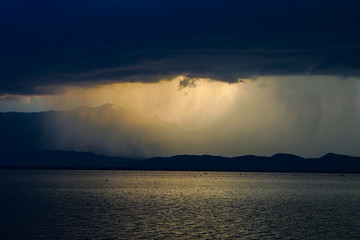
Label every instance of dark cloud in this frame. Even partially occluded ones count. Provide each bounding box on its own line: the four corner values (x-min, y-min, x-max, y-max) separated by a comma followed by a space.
178, 76, 202, 90
1, 0, 360, 95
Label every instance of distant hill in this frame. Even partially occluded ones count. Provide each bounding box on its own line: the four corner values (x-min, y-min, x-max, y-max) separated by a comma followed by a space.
0, 104, 200, 158
1, 150, 360, 173
1, 106, 360, 172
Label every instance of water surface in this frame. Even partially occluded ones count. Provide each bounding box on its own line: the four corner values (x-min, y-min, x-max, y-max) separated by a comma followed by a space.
1, 170, 360, 239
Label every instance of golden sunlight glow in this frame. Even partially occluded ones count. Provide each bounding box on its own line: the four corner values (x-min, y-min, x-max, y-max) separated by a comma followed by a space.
3, 75, 360, 157
52, 76, 251, 130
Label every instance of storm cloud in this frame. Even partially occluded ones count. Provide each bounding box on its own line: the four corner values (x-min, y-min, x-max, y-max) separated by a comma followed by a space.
1, 0, 360, 95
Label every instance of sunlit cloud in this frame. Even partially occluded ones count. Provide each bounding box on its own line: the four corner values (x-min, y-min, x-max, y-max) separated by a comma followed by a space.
2, 75, 360, 157
0, 75, 249, 130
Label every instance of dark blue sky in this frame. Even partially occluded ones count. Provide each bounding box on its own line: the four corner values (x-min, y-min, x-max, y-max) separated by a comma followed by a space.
1, 0, 360, 95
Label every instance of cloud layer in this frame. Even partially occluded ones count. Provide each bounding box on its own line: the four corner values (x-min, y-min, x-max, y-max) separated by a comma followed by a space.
1, 0, 360, 95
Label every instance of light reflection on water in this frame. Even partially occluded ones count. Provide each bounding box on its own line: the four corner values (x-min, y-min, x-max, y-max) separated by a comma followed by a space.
1, 170, 360, 239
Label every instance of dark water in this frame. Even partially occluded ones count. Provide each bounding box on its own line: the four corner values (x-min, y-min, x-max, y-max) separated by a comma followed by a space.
1, 170, 360, 239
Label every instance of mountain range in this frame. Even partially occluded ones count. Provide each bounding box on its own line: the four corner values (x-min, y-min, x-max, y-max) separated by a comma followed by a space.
1, 150, 360, 173
1, 105, 360, 172
0, 104, 200, 158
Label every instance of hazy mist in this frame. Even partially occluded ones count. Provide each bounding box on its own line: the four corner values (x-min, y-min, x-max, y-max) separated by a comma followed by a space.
1, 75, 360, 158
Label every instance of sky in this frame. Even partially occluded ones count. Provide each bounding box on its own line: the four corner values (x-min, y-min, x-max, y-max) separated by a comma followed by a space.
1, 0, 360, 157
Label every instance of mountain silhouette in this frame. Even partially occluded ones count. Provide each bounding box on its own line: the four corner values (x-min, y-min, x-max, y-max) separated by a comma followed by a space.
1, 150, 360, 173
1, 106, 360, 172
0, 104, 200, 158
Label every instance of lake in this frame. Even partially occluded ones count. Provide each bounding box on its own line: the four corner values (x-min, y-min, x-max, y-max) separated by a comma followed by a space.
1, 170, 360, 239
